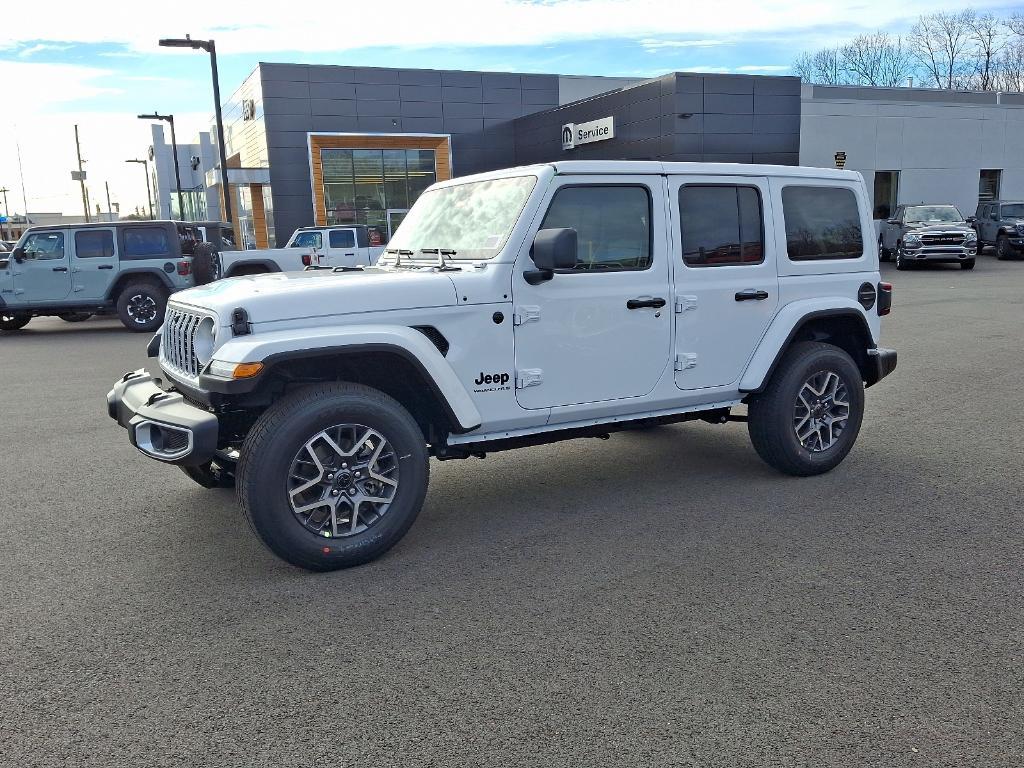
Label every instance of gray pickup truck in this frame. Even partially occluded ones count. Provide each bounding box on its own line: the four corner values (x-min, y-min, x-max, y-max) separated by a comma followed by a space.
878, 204, 978, 270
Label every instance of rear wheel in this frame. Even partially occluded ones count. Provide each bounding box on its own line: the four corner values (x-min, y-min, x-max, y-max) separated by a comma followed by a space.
748, 342, 865, 476
116, 281, 166, 332
237, 382, 429, 571
0, 312, 31, 331
878, 236, 890, 261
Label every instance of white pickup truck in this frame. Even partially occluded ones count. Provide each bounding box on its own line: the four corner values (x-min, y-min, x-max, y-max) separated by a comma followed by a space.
218, 226, 386, 278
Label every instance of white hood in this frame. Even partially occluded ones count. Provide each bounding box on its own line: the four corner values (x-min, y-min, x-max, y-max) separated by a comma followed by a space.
170, 268, 459, 325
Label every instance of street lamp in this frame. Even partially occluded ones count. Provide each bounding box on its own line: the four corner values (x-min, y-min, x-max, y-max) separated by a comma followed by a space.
138, 112, 183, 220
158, 34, 233, 225
125, 159, 154, 219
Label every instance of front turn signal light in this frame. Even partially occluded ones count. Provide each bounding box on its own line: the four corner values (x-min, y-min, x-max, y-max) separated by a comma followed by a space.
208, 360, 264, 379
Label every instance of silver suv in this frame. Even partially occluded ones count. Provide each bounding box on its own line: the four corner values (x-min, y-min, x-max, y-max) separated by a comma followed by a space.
0, 221, 198, 332
879, 204, 978, 271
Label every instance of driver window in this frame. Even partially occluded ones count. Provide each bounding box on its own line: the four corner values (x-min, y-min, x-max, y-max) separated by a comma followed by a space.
539, 185, 651, 272
22, 232, 65, 260
293, 232, 322, 249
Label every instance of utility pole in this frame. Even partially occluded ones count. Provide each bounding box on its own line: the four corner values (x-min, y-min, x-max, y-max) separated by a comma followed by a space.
74, 125, 90, 222
105, 181, 113, 221
0, 187, 9, 240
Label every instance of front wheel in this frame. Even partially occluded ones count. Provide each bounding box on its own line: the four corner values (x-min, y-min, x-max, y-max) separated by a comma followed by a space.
747, 342, 865, 476
237, 382, 429, 571
0, 312, 31, 331
996, 234, 1011, 260
895, 248, 909, 270
116, 281, 166, 332
961, 259, 976, 270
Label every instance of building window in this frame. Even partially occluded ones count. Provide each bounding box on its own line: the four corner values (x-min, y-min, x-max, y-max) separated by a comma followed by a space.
979, 169, 1001, 203
679, 185, 764, 267
873, 171, 899, 220
782, 185, 863, 261
539, 185, 652, 272
322, 148, 436, 243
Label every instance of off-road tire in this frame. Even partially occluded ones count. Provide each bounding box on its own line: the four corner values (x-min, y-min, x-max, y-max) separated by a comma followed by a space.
237, 382, 429, 571
961, 259, 976, 270
116, 280, 166, 333
747, 342, 865, 477
996, 234, 1011, 260
878, 236, 890, 261
0, 312, 31, 331
191, 243, 218, 285
59, 312, 93, 323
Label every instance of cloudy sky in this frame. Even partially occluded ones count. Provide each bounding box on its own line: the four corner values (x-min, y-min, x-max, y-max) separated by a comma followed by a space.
2, 0, 1022, 217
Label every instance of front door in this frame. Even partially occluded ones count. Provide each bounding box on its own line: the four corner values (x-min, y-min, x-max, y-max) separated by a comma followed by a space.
513, 177, 672, 410
669, 177, 779, 390
15, 230, 71, 303
71, 227, 117, 300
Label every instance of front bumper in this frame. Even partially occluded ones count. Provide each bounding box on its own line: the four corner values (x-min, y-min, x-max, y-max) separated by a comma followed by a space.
106, 369, 218, 466
866, 348, 897, 387
899, 246, 976, 263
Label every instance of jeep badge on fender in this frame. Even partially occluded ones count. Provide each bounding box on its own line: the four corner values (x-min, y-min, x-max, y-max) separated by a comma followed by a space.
106, 160, 896, 572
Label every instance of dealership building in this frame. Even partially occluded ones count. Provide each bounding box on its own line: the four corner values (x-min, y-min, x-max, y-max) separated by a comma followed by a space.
149, 63, 1024, 248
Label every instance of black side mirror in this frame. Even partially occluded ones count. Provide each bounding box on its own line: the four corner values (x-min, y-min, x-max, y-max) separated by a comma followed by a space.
886, 219, 899, 226
12, 247, 24, 263
966, 216, 976, 224
525, 228, 577, 285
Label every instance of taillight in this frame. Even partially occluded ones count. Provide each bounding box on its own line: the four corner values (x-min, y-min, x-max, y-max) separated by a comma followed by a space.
877, 282, 893, 316
177, 261, 191, 276
301, 254, 312, 267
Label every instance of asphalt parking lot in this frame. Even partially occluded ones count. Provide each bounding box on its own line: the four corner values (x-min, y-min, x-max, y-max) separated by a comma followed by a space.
2, 254, 1022, 767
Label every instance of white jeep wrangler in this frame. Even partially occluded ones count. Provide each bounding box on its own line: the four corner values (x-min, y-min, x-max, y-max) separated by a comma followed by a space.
107, 161, 896, 571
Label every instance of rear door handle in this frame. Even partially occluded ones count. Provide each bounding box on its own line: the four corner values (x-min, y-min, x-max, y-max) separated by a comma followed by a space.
626, 297, 667, 309
52, 267, 68, 272
98, 264, 114, 270
735, 289, 769, 301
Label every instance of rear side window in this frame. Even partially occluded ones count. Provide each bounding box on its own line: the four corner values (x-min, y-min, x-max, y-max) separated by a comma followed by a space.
75, 230, 114, 259
540, 185, 651, 272
329, 229, 355, 248
679, 185, 764, 267
782, 186, 863, 261
123, 226, 172, 260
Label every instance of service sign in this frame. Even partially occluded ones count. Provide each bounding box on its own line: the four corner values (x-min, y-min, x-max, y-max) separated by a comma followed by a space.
561, 116, 615, 150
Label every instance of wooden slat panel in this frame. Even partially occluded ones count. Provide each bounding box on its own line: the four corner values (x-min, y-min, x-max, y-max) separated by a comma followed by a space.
309, 134, 451, 226
250, 183, 268, 249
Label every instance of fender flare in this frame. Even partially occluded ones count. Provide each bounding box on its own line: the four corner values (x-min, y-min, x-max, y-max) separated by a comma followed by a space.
223, 259, 282, 277
198, 324, 482, 432
105, 268, 174, 300
738, 299, 876, 393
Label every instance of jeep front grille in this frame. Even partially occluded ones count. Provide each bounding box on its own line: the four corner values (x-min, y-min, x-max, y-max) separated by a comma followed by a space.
160, 306, 205, 381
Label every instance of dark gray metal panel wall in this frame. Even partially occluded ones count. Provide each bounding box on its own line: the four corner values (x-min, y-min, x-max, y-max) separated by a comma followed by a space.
258, 63, 558, 240
512, 73, 801, 167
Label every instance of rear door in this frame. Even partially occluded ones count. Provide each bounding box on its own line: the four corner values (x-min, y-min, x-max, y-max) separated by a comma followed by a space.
327, 228, 361, 267
16, 230, 72, 304
71, 227, 117, 300
669, 176, 779, 390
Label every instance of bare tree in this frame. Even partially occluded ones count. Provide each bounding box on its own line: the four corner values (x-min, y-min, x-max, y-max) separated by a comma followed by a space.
793, 47, 848, 85
968, 13, 1006, 90
1007, 13, 1024, 37
911, 10, 977, 89
995, 39, 1024, 91
842, 32, 917, 87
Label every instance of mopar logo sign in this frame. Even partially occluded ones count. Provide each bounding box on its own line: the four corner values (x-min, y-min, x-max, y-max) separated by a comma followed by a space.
561, 116, 614, 151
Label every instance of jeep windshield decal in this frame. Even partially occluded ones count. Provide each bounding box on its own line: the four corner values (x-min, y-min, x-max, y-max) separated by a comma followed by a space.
386, 175, 538, 260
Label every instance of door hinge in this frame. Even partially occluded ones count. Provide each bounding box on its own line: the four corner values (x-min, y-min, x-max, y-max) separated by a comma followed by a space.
675, 295, 698, 313
513, 305, 541, 326
675, 353, 698, 371
515, 368, 543, 389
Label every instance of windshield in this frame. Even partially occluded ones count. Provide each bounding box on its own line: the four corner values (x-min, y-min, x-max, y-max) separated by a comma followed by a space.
1001, 203, 1024, 219
386, 175, 538, 259
905, 205, 963, 223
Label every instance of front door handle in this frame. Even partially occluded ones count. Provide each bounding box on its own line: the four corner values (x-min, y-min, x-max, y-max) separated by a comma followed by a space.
735, 289, 769, 301
52, 266, 69, 272
626, 297, 667, 310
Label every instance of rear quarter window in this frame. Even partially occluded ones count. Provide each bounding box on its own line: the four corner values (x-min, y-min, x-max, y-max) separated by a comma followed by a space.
782, 185, 863, 261
123, 226, 172, 260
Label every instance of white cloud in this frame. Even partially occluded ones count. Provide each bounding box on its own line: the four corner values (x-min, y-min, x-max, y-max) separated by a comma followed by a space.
17, 43, 73, 57
735, 65, 792, 72
639, 39, 729, 52
3, 0, 1017, 54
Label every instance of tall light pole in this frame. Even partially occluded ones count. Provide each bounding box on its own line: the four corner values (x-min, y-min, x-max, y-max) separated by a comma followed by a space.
158, 35, 233, 225
0, 187, 9, 240
125, 159, 154, 219
138, 112, 182, 219
74, 125, 90, 222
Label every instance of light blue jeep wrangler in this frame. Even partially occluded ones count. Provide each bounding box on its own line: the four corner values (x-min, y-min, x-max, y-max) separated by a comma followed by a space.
0, 221, 200, 332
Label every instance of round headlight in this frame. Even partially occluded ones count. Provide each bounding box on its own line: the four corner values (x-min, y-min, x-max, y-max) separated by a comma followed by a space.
194, 316, 217, 366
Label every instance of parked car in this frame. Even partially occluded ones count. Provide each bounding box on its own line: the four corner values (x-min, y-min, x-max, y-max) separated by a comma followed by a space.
879, 204, 977, 270
217, 225, 387, 278
108, 160, 896, 571
0, 221, 199, 333
970, 200, 1024, 259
